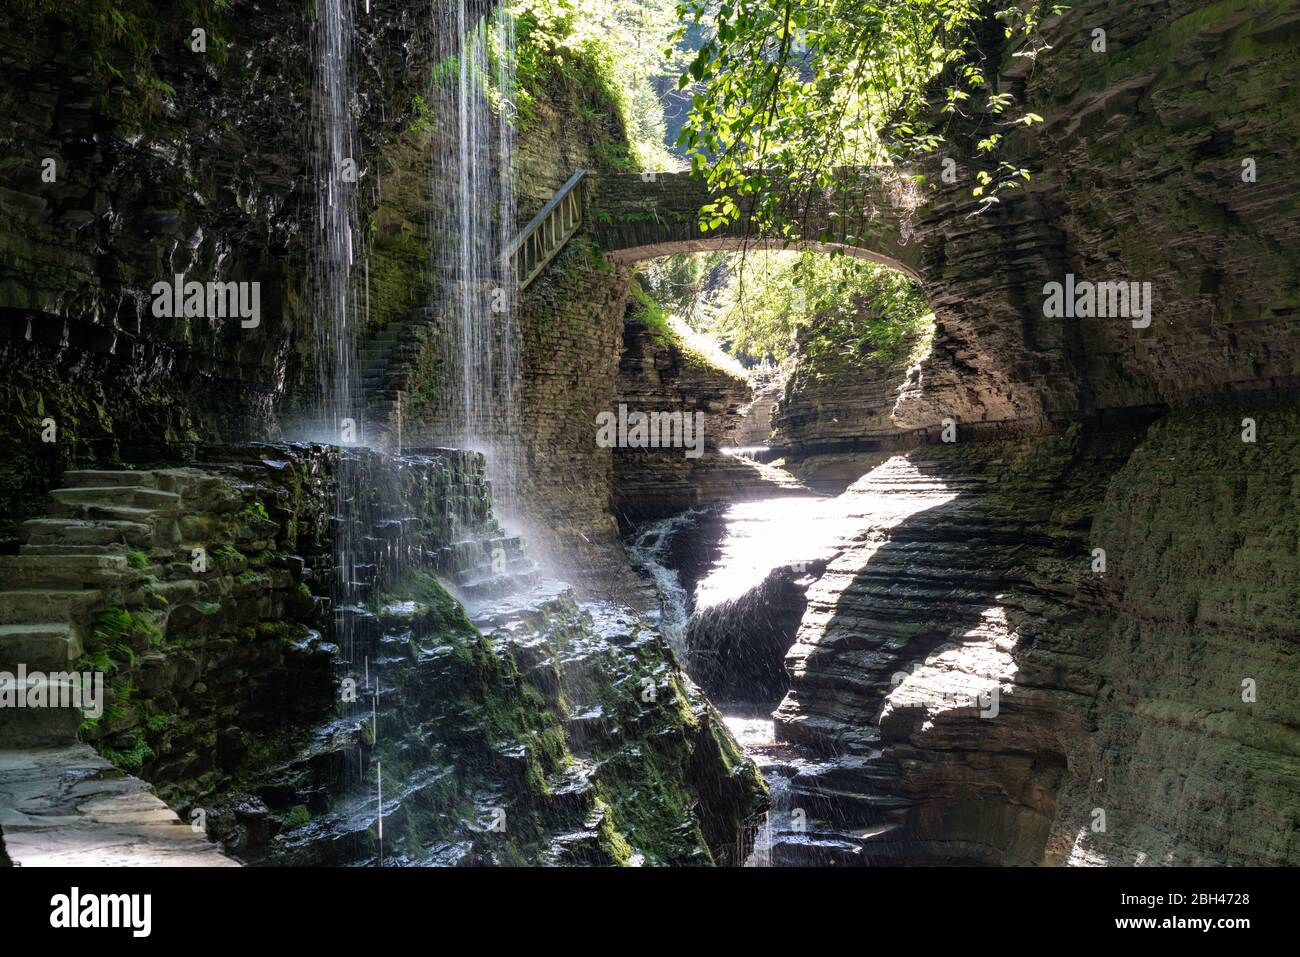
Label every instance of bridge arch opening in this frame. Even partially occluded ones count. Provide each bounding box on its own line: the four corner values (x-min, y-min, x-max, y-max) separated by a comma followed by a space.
625, 245, 935, 414
586, 170, 926, 286
608, 237, 923, 284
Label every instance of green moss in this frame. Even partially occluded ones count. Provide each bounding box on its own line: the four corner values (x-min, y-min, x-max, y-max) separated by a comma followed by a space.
14, 0, 236, 137
594, 735, 713, 866
594, 799, 635, 865
240, 500, 269, 522
627, 276, 677, 347
107, 734, 155, 772
212, 544, 244, 571
126, 549, 149, 570
376, 568, 479, 641
254, 620, 307, 646
284, 804, 311, 830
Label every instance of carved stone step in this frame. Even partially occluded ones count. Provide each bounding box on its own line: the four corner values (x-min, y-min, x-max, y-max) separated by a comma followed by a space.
50, 486, 181, 510
18, 544, 131, 557
20, 518, 154, 548
0, 682, 86, 747
0, 554, 131, 588
61, 469, 160, 489
0, 623, 80, 672
0, 590, 104, 627
43, 507, 181, 549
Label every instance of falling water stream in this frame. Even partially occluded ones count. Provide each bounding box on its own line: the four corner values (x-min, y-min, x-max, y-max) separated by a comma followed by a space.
429, 0, 521, 517
309, 1, 813, 866
305, 0, 527, 864
311, 0, 372, 857
312, 0, 360, 440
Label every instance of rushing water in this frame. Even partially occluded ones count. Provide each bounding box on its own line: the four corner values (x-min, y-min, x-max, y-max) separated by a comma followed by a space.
310, 0, 381, 857
628, 472, 901, 865
429, 0, 521, 515
626, 509, 704, 652
311, 0, 362, 667
301, 3, 526, 863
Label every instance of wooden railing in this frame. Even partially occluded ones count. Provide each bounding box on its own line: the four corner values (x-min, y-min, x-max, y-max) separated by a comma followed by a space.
502, 169, 586, 290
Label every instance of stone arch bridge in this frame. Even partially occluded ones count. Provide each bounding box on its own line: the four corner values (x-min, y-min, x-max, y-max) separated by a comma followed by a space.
584, 170, 924, 280
502, 169, 925, 291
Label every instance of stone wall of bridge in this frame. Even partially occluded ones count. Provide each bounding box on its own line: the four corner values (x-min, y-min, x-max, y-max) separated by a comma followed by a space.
586, 171, 925, 280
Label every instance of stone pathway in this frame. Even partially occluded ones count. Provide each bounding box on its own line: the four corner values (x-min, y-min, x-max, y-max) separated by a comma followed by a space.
0, 746, 236, 866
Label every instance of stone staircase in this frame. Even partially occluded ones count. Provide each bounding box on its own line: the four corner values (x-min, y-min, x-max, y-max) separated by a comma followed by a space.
0, 469, 200, 748
358, 304, 442, 451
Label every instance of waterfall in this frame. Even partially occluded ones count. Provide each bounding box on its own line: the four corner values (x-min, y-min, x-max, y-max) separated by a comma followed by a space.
312, 0, 361, 441
310, 0, 371, 827
302, 2, 525, 863
310, 0, 362, 613
428, 0, 520, 516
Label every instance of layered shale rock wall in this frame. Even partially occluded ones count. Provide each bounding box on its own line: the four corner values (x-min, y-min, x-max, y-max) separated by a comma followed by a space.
897, 0, 1300, 430
489, 82, 642, 576
611, 314, 784, 523
730, 362, 787, 447
775, 406, 1297, 865
0, 0, 436, 544
617, 316, 749, 451
247, 577, 767, 867
515, 241, 631, 562
771, 327, 915, 452
769, 312, 924, 484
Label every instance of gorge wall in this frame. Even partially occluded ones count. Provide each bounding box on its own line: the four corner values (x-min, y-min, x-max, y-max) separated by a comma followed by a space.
769, 308, 923, 485
612, 309, 768, 524
896, 0, 1300, 431
774, 405, 1296, 865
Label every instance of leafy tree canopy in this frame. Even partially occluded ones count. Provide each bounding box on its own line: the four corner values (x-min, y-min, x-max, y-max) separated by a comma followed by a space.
673, 0, 1061, 233
511, 0, 685, 168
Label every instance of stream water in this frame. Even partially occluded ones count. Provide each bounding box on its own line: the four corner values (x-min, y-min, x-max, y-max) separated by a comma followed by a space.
625, 457, 904, 866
